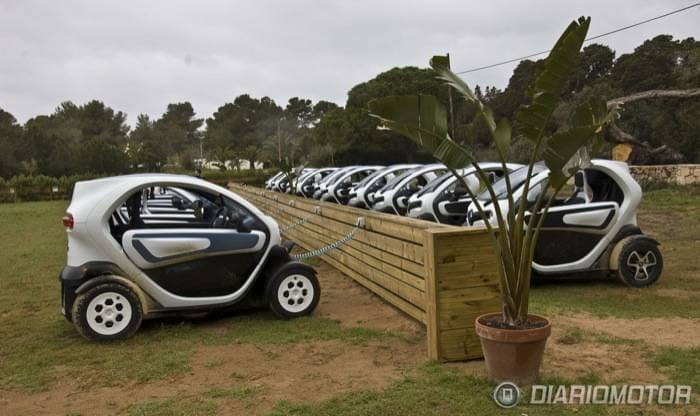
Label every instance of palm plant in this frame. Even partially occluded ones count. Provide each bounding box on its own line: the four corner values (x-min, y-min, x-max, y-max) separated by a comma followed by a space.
369, 17, 617, 327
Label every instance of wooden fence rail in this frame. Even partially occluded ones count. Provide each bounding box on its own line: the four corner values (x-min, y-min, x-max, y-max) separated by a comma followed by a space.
229, 183, 500, 361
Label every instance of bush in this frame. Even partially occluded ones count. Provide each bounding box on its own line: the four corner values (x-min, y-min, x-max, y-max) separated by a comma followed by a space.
0, 169, 275, 202
0, 173, 103, 202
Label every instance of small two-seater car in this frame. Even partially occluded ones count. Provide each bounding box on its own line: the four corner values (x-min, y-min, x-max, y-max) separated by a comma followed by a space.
60, 174, 320, 342
465, 160, 663, 287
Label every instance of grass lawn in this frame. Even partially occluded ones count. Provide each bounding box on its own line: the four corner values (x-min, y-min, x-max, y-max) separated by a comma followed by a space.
1, 186, 699, 415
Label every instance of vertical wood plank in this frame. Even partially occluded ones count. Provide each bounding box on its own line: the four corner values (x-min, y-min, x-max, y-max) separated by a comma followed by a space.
423, 229, 440, 360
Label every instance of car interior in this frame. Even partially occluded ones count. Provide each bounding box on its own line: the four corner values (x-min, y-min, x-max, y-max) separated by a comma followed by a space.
109, 186, 265, 244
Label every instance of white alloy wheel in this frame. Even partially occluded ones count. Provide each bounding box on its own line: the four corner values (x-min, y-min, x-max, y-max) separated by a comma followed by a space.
277, 274, 315, 313
85, 291, 133, 335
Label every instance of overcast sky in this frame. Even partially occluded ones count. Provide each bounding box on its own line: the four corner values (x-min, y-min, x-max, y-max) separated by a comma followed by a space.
1, 1, 698, 126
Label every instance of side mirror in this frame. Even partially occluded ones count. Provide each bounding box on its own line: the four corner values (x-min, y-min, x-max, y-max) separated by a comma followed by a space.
488, 172, 497, 184
239, 216, 254, 233
454, 184, 468, 197
193, 200, 204, 220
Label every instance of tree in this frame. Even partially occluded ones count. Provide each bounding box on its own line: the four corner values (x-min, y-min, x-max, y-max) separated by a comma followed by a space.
313, 107, 348, 165
565, 44, 615, 95
606, 88, 700, 163
153, 102, 203, 168
205, 95, 282, 170
311, 100, 340, 123
612, 35, 687, 93
128, 114, 164, 170
0, 109, 23, 178
21, 100, 130, 176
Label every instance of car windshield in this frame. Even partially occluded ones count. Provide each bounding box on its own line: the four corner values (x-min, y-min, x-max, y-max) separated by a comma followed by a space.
355, 168, 389, 187
320, 168, 348, 185
415, 171, 459, 196
477, 165, 545, 201
379, 169, 418, 192
328, 168, 357, 185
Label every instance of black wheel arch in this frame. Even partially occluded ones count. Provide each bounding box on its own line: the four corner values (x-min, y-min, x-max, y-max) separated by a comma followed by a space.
260, 245, 316, 280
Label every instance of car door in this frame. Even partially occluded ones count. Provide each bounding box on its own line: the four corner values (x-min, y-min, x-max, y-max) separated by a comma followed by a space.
531, 172, 618, 267
121, 188, 269, 298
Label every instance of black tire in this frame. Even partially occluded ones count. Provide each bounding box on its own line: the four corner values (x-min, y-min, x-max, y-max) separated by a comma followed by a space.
617, 238, 663, 287
266, 268, 320, 319
72, 282, 143, 342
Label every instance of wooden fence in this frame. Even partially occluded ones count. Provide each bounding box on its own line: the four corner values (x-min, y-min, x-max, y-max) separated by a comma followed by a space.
230, 184, 501, 361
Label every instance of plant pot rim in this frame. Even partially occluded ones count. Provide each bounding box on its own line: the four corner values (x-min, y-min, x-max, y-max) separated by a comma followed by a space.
475, 312, 551, 344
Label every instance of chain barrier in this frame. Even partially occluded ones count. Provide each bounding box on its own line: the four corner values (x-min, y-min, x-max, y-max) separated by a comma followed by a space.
291, 217, 365, 260
281, 206, 321, 232
251, 191, 365, 260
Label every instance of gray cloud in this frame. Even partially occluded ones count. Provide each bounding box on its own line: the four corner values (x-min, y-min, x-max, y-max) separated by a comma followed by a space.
1, 0, 697, 125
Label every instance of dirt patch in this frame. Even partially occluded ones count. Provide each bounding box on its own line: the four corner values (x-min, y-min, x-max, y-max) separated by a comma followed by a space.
314, 261, 425, 337
543, 321, 665, 384
558, 314, 700, 349
0, 339, 422, 415
0, 260, 425, 415
544, 339, 665, 384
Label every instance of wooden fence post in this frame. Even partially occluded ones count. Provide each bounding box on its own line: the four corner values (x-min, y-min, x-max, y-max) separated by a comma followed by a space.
424, 227, 501, 361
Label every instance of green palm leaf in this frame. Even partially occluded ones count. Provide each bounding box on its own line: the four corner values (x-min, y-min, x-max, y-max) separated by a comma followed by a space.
543, 98, 614, 187
368, 95, 448, 154
516, 17, 591, 142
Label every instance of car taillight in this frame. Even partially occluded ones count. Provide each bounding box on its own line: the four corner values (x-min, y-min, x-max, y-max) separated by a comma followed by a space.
62, 213, 74, 229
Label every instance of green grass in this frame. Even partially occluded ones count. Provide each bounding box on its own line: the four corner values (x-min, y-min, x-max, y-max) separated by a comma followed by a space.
641, 185, 700, 211
0, 200, 394, 392
126, 396, 218, 416
531, 283, 700, 319
651, 347, 700, 391
206, 384, 266, 400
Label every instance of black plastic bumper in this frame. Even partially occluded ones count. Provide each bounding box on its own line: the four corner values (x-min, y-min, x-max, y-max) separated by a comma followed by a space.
59, 265, 85, 321
59, 262, 127, 321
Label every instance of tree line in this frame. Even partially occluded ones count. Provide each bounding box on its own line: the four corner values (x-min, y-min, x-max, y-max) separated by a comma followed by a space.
1, 34, 698, 180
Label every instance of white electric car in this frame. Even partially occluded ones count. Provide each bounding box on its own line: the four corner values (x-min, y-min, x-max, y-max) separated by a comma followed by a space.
406, 163, 522, 224
60, 174, 320, 342
465, 160, 663, 286
321, 165, 384, 204
312, 166, 357, 200
296, 167, 337, 198
274, 168, 315, 193
371, 164, 447, 215
265, 171, 285, 190
347, 164, 420, 208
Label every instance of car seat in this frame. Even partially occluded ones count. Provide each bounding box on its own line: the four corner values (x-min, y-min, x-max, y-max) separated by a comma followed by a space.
565, 171, 592, 205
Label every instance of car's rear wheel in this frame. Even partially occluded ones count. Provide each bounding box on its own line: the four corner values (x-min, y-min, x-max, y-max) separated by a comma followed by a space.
72, 282, 143, 342
267, 269, 320, 319
617, 238, 663, 287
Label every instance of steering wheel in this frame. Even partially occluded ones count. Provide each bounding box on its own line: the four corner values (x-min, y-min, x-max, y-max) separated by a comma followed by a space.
210, 206, 229, 228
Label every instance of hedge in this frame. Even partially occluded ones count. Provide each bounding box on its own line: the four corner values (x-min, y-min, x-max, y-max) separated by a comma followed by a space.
0, 169, 274, 203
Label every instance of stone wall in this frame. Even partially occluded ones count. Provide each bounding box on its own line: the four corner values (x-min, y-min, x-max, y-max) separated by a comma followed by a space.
629, 164, 700, 185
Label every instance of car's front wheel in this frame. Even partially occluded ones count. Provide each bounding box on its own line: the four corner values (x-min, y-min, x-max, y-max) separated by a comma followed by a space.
72, 282, 143, 342
267, 268, 320, 319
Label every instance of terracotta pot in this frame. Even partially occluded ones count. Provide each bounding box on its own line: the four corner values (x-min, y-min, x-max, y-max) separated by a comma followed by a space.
475, 313, 551, 385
